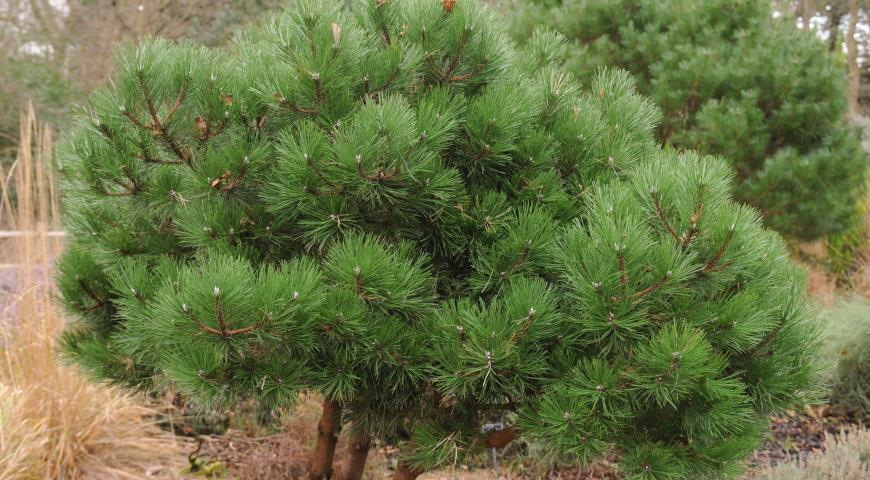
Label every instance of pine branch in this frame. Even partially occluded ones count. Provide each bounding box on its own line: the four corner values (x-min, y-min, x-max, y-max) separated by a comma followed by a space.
680, 200, 704, 247
184, 294, 265, 338
274, 93, 319, 116
306, 154, 341, 190
163, 79, 190, 125
312, 72, 325, 105
120, 107, 147, 130
441, 29, 470, 82
77, 279, 106, 312
630, 271, 672, 304
353, 266, 385, 302
210, 161, 249, 194
508, 308, 537, 345
137, 72, 161, 127
195, 112, 229, 142
651, 190, 680, 244
471, 144, 492, 163
98, 120, 184, 166
368, 65, 403, 97
138, 149, 185, 165
214, 293, 228, 333
189, 315, 264, 337
482, 350, 495, 388
748, 324, 783, 357
446, 62, 487, 83
617, 248, 627, 287
355, 154, 398, 182
703, 226, 735, 273
499, 239, 533, 281
305, 185, 342, 196
98, 185, 136, 197
374, 0, 392, 46
124, 72, 191, 164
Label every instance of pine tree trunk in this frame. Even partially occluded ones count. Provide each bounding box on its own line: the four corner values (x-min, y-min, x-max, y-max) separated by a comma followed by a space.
309, 398, 341, 480
391, 462, 423, 480
847, 0, 860, 116
340, 431, 371, 480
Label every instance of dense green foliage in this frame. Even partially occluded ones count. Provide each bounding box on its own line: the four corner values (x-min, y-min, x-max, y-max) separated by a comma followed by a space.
57, 0, 818, 478
506, 0, 867, 241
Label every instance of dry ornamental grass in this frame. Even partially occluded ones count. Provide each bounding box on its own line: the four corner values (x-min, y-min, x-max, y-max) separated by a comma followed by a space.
0, 105, 186, 480
748, 426, 870, 480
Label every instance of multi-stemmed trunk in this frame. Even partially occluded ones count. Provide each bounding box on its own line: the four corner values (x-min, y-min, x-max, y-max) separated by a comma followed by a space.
340, 431, 372, 480
309, 398, 342, 480
391, 461, 424, 480
307, 407, 517, 480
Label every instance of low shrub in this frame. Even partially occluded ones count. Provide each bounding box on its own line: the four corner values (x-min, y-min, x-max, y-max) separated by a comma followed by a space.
819, 298, 870, 418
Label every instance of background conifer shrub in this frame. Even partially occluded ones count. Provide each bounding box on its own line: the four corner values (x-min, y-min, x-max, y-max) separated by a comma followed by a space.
505, 0, 868, 242
56, 0, 819, 479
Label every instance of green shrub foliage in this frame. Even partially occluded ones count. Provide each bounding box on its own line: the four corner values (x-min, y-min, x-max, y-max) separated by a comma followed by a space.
831, 339, 870, 419
822, 299, 870, 419
57, 0, 818, 478
506, 0, 867, 241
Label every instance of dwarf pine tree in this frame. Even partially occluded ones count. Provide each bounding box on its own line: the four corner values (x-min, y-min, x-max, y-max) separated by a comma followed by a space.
56, 0, 818, 479
505, 0, 867, 241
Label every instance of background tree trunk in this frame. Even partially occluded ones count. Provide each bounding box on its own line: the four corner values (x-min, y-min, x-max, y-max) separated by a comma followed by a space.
830, 12, 845, 52
848, 0, 861, 116
800, 0, 814, 28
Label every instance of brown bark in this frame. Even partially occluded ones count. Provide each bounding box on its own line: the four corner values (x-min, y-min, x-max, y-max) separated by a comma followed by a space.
847, 0, 861, 116
309, 398, 342, 480
340, 431, 371, 480
391, 462, 424, 480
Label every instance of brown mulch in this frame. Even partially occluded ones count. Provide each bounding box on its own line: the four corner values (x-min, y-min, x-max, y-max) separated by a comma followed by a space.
175, 396, 394, 479
168, 395, 325, 479
170, 403, 862, 479
191, 431, 309, 479
185, 433, 621, 480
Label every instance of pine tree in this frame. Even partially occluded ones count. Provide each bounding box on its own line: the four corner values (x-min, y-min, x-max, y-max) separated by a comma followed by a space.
57, 0, 818, 479
505, 0, 867, 241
